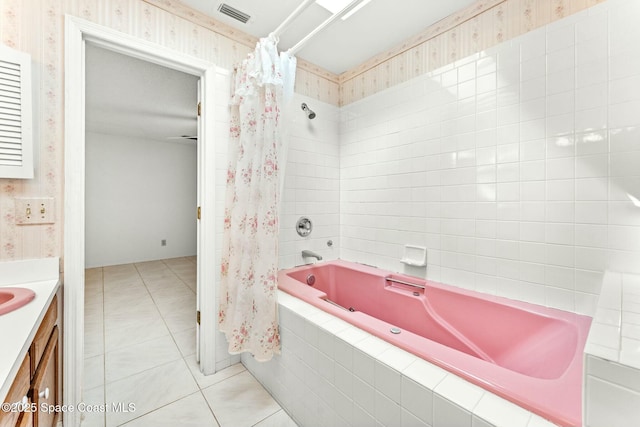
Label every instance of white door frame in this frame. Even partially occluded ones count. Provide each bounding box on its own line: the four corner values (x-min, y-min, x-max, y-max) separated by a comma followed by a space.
64, 16, 221, 427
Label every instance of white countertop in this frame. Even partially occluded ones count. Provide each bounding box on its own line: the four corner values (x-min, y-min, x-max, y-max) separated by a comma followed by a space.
0, 258, 60, 403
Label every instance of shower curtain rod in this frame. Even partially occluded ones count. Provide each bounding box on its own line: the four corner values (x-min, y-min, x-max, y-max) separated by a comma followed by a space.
268, 0, 365, 56
269, 0, 316, 39
287, 0, 363, 55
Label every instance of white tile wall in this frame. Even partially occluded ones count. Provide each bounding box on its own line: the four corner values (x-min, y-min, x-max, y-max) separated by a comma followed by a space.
245, 0, 640, 424
243, 291, 558, 427
584, 271, 640, 427
279, 94, 341, 268
338, 0, 640, 317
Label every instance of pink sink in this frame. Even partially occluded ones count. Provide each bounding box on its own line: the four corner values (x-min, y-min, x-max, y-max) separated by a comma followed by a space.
0, 287, 36, 315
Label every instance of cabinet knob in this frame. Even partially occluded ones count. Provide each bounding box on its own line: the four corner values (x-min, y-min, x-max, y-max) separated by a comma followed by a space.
38, 388, 49, 400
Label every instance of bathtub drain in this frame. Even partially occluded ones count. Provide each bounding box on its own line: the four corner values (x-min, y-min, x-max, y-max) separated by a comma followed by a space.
390, 327, 401, 334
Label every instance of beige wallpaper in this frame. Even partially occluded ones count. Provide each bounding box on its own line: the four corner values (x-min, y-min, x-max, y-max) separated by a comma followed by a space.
0, 0, 62, 261
0, 0, 607, 262
142, 0, 341, 106
339, 0, 606, 105
0, 0, 339, 262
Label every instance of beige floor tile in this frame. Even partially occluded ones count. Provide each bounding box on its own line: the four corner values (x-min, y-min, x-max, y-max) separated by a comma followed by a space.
202, 370, 280, 427
104, 312, 170, 352
84, 354, 104, 390
134, 260, 166, 271
183, 279, 197, 293
103, 283, 149, 302
103, 274, 145, 289
185, 357, 245, 390
85, 269, 103, 279
80, 385, 106, 427
85, 278, 103, 294
103, 304, 164, 327
120, 392, 218, 427
85, 324, 104, 359
105, 359, 198, 426
103, 271, 139, 285
85, 289, 103, 306
169, 259, 195, 267
153, 294, 195, 317
148, 285, 194, 304
84, 259, 284, 427
103, 298, 158, 320
162, 310, 196, 335
143, 279, 182, 295
135, 267, 173, 281
254, 409, 298, 427
172, 327, 196, 357
105, 335, 182, 383
85, 309, 103, 332
103, 263, 137, 275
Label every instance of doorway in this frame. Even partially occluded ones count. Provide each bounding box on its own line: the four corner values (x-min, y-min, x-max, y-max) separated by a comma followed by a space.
82, 44, 199, 426
65, 16, 224, 427
84, 45, 199, 270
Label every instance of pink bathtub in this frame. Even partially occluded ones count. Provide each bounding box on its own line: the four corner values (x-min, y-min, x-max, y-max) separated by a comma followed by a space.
278, 260, 591, 427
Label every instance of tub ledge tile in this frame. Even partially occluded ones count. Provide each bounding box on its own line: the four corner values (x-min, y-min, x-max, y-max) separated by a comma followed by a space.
526, 413, 559, 427
336, 325, 371, 345
352, 335, 393, 358
306, 309, 335, 326
401, 359, 448, 390
277, 293, 319, 318
377, 346, 419, 372
472, 393, 532, 427
433, 374, 485, 413
320, 317, 352, 334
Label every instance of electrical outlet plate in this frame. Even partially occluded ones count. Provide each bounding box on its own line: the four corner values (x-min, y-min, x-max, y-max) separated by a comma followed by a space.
15, 197, 56, 225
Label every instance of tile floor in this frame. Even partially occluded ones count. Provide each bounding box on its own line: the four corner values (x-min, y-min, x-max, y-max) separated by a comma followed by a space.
83, 257, 297, 427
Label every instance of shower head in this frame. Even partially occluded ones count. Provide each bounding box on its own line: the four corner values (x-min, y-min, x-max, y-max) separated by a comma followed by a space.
301, 102, 316, 120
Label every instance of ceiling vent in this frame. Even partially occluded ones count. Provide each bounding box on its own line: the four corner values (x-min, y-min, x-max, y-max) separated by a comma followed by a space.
217, 3, 250, 24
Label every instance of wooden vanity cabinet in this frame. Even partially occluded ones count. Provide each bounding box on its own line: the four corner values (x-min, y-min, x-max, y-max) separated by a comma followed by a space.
29, 295, 59, 427
14, 410, 32, 427
0, 295, 59, 427
15, 411, 32, 427
0, 355, 30, 427
31, 326, 58, 427
29, 298, 57, 379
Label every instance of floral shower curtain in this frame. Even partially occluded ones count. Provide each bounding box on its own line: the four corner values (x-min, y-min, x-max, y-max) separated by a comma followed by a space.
218, 36, 296, 361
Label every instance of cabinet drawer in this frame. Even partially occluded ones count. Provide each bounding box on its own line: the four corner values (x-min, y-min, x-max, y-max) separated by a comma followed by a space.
0, 353, 30, 427
30, 296, 57, 377
32, 326, 58, 427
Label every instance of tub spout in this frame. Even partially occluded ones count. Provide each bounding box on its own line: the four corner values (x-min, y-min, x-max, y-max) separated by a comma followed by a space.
301, 250, 322, 261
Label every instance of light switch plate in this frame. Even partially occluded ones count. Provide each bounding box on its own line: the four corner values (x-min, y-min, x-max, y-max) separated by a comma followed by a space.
15, 197, 56, 225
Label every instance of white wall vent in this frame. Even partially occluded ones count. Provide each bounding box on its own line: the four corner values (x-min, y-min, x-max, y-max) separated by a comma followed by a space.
217, 3, 251, 24
0, 44, 33, 179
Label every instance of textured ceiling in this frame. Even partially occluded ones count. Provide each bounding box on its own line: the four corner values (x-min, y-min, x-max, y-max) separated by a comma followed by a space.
85, 44, 198, 141
178, 0, 477, 74
85, 1, 478, 141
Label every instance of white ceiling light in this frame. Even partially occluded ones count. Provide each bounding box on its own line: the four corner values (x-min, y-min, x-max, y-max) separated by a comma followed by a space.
315, 0, 372, 20
315, 0, 350, 14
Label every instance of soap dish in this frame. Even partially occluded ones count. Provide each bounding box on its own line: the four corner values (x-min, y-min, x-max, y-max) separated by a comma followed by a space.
400, 245, 427, 267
